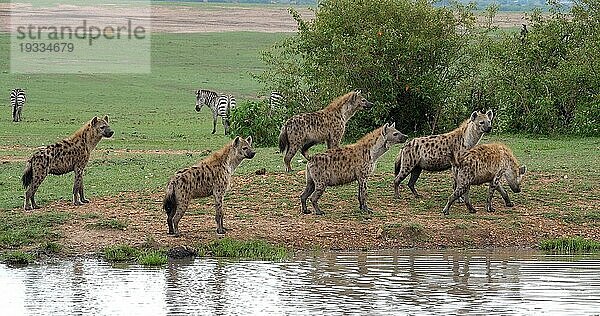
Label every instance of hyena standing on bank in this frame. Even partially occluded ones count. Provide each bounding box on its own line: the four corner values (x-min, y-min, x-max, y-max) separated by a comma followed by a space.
301, 123, 408, 215
163, 136, 255, 235
22, 116, 114, 210
279, 90, 373, 172
442, 143, 527, 215
394, 110, 494, 198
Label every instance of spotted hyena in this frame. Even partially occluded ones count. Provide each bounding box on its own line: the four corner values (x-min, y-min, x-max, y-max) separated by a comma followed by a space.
22, 116, 114, 210
163, 136, 255, 235
279, 90, 373, 172
394, 110, 494, 198
442, 143, 527, 215
301, 123, 408, 215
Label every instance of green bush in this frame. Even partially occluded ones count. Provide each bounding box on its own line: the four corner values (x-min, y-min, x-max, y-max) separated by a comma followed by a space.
465, 0, 600, 135
257, 0, 599, 138
259, 0, 475, 140
229, 100, 285, 147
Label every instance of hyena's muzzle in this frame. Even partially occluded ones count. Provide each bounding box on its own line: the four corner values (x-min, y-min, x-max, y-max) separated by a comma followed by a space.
103, 128, 114, 138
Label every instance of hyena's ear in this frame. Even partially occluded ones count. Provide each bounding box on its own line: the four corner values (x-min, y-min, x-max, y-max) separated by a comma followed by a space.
390, 122, 396, 129
245, 136, 253, 146
233, 136, 241, 147
470, 111, 478, 122
91, 116, 98, 126
103, 115, 109, 123
519, 165, 527, 175
486, 109, 494, 121
382, 123, 390, 135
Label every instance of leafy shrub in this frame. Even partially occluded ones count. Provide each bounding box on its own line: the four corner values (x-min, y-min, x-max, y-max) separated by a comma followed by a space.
259, 0, 476, 140
257, 0, 599, 138
229, 100, 285, 147
463, 0, 600, 135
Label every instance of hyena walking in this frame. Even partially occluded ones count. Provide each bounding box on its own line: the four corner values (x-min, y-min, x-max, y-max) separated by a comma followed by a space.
163, 136, 255, 235
279, 90, 373, 172
442, 143, 527, 215
301, 123, 408, 215
394, 110, 494, 198
22, 116, 114, 210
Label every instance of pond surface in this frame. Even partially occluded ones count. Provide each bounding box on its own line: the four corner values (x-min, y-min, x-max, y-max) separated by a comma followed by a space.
1, 250, 599, 315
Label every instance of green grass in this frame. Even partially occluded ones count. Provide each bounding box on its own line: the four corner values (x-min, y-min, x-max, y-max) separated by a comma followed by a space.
0, 210, 70, 248
539, 237, 600, 254
1, 251, 36, 265
103, 244, 140, 262
103, 244, 168, 266
137, 250, 168, 266
204, 238, 289, 261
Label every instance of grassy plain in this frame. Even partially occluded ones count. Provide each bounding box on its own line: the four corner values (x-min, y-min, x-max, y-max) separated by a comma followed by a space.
0, 28, 599, 260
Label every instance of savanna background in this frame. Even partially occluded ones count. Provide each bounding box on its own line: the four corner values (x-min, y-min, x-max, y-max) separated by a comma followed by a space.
0, 0, 598, 262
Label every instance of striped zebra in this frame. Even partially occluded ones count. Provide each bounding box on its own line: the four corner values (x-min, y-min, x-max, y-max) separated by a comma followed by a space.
269, 91, 284, 114
10, 88, 26, 122
195, 89, 236, 135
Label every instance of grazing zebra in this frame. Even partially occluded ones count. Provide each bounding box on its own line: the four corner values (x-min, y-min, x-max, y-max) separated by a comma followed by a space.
218, 94, 236, 135
269, 91, 284, 114
10, 88, 26, 122
195, 89, 236, 135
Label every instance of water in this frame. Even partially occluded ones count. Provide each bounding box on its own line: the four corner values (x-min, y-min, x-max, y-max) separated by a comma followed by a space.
1, 250, 600, 315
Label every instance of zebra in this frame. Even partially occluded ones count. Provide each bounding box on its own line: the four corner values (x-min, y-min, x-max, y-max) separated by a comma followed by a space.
269, 91, 284, 115
218, 94, 236, 135
195, 89, 236, 135
10, 88, 26, 122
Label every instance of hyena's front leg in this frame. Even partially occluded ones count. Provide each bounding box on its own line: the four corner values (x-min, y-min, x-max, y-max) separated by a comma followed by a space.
72, 166, 87, 205
214, 190, 226, 234
495, 184, 514, 208
486, 183, 497, 212
357, 177, 371, 213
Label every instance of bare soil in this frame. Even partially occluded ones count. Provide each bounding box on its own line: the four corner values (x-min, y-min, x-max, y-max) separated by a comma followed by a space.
27, 171, 599, 256
1, 3, 527, 34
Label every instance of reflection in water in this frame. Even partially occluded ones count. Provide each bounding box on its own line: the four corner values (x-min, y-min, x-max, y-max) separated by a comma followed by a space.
1, 250, 600, 315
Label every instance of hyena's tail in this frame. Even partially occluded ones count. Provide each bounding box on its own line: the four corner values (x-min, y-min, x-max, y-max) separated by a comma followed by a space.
22, 160, 33, 189
278, 124, 288, 154
163, 183, 177, 216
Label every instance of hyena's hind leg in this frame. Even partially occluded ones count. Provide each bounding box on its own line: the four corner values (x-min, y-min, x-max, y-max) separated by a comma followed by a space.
24, 168, 48, 211
442, 184, 470, 215
300, 140, 318, 160
284, 143, 300, 173
406, 167, 423, 198
171, 204, 188, 237
300, 173, 316, 214
310, 183, 327, 216
394, 157, 415, 198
